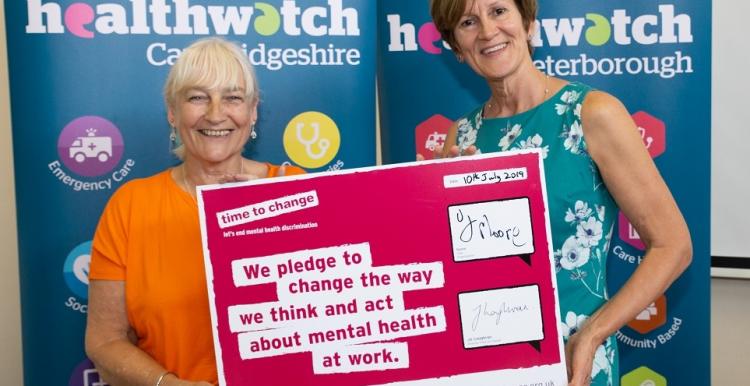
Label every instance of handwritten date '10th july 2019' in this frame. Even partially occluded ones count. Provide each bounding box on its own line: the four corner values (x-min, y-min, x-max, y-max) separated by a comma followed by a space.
443, 168, 528, 189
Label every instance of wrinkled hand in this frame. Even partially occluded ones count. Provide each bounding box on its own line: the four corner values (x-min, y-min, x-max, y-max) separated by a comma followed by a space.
415, 144, 477, 161
565, 329, 599, 386
218, 164, 287, 183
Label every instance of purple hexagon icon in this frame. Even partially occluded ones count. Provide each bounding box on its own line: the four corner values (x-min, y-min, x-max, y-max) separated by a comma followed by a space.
69, 358, 108, 386
57, 116, 124, 177
619, 211, 645, 250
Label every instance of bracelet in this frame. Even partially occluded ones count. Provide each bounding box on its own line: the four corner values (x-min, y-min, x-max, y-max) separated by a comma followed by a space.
155, 371, 175, 386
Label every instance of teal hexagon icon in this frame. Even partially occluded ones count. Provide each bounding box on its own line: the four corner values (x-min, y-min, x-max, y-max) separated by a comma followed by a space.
622, 366, 667, 386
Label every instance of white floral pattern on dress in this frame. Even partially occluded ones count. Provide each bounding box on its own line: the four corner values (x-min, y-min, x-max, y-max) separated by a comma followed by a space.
577, 217, 604, 247
560, 236, 591, 270
498, 123, 523, 150
555, 90, 582, 115
563, 120, 584, 154
592, 339, 616, 385
517, 134, 550, 159
560, 311, 588, 340
456, 117, 477, 153
565, 201, 593, 222
556, 199, 611, 300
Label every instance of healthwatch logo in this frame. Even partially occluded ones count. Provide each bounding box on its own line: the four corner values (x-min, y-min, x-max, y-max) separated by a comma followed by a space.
49, 115, 136, 191
387, 4, 695, 79
530, 4, 693, 48
387, 4, 692, 53
25, 0, 360, 38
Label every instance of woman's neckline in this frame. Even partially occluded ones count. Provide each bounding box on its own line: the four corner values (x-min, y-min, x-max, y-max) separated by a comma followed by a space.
481, 81, 573, 121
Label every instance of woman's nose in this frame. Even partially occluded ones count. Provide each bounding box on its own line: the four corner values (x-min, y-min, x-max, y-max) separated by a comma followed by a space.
478, 19, 497, 40
205, 98, 226, 122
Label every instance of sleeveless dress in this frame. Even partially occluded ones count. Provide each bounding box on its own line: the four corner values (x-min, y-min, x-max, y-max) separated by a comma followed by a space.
455, 82, 619, 385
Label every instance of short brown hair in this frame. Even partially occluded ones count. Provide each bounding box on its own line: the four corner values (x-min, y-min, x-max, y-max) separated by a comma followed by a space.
430, 0, 537, 54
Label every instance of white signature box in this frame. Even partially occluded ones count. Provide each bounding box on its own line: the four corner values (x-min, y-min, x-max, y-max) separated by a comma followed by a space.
457, 285, 543, 349
447, 198, 534, 262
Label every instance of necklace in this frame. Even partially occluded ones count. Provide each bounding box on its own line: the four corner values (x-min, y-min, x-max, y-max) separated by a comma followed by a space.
484, 74, 550, 119
181, 159, 245, 200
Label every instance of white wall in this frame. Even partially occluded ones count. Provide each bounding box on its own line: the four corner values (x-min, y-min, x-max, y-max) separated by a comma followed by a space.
0, 0, 24, 384
710, 1, 750, 384
712, 0, 750, 264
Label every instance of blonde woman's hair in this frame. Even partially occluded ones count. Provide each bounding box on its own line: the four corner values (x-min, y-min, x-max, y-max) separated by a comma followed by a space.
164, 37, 259, 159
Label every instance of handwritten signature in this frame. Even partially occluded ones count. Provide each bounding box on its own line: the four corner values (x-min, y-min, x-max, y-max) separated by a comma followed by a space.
471, 301, 530, 331
455, 209, 527, 247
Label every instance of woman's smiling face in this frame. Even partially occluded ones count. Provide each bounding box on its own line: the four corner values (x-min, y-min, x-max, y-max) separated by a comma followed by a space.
453, 0, 534, 81
170, 84, 257, 165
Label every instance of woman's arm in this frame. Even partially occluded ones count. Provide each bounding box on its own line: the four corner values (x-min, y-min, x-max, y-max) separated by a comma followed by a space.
85, 280, 211, 386
565, 91, 692, 385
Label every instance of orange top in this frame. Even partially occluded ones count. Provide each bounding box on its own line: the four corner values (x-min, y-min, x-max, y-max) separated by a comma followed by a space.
90, 164, 304, 383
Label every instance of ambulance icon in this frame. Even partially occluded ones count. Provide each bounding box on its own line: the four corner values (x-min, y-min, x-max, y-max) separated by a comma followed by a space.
424, 132, 447, 151
69, 128, 113, 163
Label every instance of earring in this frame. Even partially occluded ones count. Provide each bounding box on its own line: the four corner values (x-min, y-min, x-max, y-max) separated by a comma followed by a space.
250, 124, 257, 140
169, 126, 177, 143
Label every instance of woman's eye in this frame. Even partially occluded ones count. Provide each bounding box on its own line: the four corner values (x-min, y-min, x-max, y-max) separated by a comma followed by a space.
188, 95, 208, 103
459, 18, 475, 28
493, 7, 507, 16
226, 95, 244, 103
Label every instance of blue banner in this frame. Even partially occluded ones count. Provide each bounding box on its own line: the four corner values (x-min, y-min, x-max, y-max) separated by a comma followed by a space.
4, 0, 376, 384
378, 1, 710, 385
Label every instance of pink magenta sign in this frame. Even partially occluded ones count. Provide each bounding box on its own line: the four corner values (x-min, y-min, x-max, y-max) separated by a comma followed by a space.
198, 150, 567, 386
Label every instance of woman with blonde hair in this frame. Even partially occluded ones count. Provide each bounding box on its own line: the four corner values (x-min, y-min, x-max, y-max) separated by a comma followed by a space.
85, 37, 304, 386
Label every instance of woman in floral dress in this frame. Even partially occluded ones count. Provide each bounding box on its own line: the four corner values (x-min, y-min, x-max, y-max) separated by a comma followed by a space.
429, 1, 692, 385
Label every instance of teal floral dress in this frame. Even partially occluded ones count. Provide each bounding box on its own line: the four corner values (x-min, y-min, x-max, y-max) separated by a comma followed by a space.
456, 82, 619, 385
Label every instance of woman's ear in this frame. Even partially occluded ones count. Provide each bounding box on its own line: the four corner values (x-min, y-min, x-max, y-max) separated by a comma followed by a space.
249, 97, 259, 122
167, 108, 176, 126
527, 19, 538, 41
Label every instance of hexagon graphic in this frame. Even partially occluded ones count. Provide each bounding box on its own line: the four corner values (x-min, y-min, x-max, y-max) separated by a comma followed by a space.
627, 295, 667, 334
619, 211, 645, 250
631, 111, 666, 158
415, 114, 452, 160
622, 366, 667, 386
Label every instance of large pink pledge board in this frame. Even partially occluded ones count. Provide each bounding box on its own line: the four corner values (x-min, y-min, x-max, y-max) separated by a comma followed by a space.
197, 150, 567, 386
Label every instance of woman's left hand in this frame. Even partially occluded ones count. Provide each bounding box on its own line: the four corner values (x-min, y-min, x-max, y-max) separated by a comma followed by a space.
565, 328, 600, 386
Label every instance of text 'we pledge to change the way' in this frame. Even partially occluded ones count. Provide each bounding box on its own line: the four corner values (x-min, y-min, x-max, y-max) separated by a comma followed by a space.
228, 243, 447, 374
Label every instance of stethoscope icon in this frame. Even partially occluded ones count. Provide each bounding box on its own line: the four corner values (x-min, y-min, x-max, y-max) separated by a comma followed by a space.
296, 122, 330, 160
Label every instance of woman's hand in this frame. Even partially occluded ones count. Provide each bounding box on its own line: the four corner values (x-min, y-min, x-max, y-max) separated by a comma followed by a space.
219, 163, 287, 183
416, 144, 477, 161
564, 328, 600, 385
